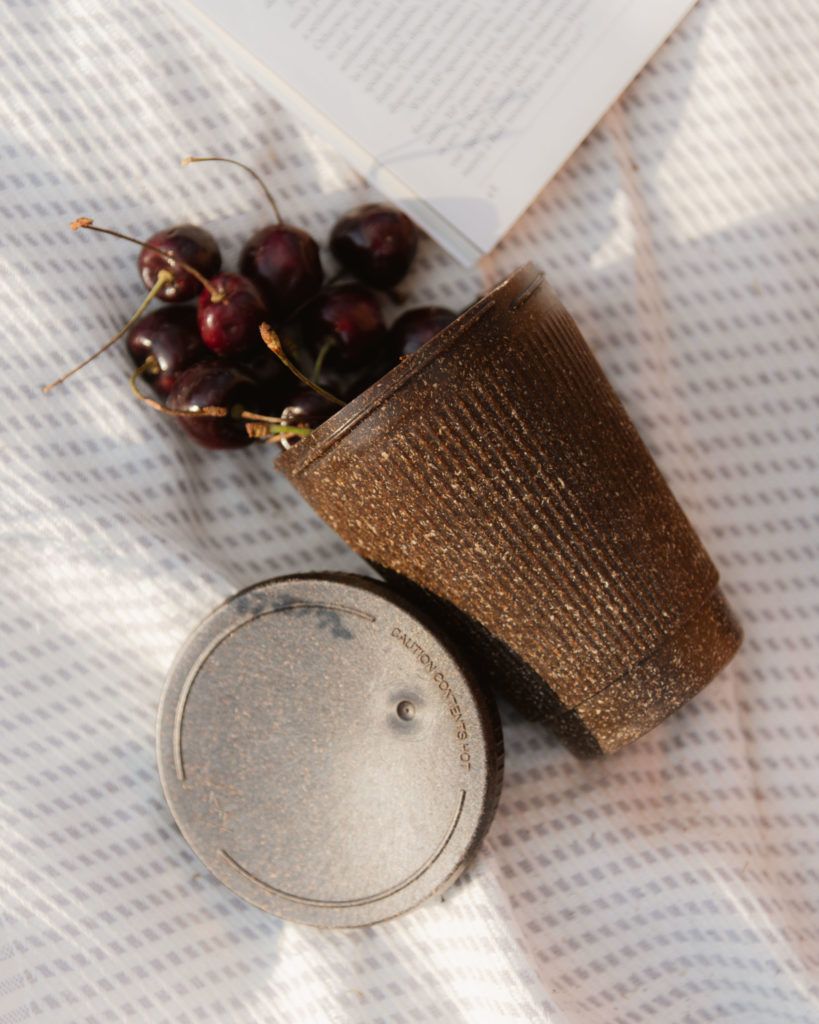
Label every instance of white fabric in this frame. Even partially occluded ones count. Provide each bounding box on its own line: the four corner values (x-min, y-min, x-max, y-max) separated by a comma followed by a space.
1, 1, 818, 1022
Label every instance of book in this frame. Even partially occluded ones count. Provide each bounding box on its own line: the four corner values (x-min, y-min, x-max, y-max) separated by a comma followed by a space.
176, 0, 696, 265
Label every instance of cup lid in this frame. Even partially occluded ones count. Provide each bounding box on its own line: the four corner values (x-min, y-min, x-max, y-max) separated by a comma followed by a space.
156, 573, 503, 928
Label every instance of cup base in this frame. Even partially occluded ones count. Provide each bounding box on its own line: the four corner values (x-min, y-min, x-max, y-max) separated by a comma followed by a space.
554, 587, 743, 756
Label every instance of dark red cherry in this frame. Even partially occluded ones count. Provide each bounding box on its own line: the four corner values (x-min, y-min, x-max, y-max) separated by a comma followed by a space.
315, 342, 400, 402
301, 284, 386, 369
240, 224, 323, 318
281, 389, 337, 432
311, 365, 370, 403
295, 363, 368, 407
126, 306, 207, 396
167, 361, 262, 450
240, 345, 289, 388
138, 224, 221, 303
240, 346, 293, 414
330, 204, 418, 289
198, 273, 267, 358
389, 306, 456, 357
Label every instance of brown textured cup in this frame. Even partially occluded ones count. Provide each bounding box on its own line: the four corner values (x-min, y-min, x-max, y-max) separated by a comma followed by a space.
277, 264, 741, 755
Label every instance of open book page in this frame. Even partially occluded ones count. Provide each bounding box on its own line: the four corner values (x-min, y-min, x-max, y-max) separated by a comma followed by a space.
177, 0, 696, 263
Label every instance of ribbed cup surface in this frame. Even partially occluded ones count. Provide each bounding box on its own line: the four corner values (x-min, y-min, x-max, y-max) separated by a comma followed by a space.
278, 265, 741, 754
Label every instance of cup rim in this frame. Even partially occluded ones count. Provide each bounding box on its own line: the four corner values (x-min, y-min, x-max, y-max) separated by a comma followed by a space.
276, 262, 544, 478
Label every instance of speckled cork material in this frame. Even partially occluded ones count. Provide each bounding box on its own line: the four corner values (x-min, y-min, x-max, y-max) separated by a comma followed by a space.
277, 264, 742, 756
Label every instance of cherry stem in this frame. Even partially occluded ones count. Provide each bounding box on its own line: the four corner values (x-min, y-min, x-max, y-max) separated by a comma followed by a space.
245, 421, 312, 441
276, 424, 311, 435
310, 337, 335, 383
182, 156, 282, 224
70, 217, 224, 302
42, 269, 174, 393
259, 323, 344, 406
235, 408, 307, 428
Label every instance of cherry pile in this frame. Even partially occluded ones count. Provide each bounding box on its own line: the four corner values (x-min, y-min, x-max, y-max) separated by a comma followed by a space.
43, 157, 457, 450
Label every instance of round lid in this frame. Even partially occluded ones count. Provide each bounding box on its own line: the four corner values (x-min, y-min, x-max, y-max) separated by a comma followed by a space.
156, 573, 503, 928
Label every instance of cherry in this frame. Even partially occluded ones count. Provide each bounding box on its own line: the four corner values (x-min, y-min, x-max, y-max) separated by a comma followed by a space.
259, 322, 345, 409
330, 204, 418, 289
183, 155, 323, 319
138, 224, 221, 302
389, 306, 456, 358
236, 348, 296, 421
198, 273, 267, 358
167, 362, 262, 449
281, 389, 337, 431
301, 284, 386, 369
241, 225, 323, 318
241, 344, 291, 390
126, 306, 207, 396
309, 362, 379, 403
67, 219, 224, 305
